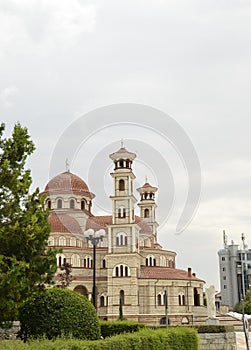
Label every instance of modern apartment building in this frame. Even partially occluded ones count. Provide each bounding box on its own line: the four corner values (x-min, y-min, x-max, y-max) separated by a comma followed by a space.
218, 232, 251, 308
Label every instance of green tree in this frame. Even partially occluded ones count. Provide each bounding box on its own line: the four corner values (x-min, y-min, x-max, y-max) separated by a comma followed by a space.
234, 290, 251, 314
58, 262, 73, 288
0, 123, 57, 325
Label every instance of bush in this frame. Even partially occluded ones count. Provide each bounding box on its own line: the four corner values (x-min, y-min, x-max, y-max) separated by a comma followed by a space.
100, 320, 145, 338
0, 327, 199, 349
190, 324, 234, 333
18, 288, 100, 341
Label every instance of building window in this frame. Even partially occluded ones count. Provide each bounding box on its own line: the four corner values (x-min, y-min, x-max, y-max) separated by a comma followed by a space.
223, 276, 226, 280
224, 285, 227, 289
47, 200, 51, 210
144, 209, 150, 218
119, 179, 125, 191
120, 290, 125, 305
118, 207, 126, 218
146, 255, 156, 267
81, 200, 85, 210
57, 254, 66, 267
222, 257, 225, 261
57, 199, 62, 209
223, 267, 226, 271
113, 264, 130, 277
194, 288, 200, 306
71, 254, 81, 267
100, 296, 105, 307
102, 259, 106, 268
116, 233, 128, 246
70, 199, 75, 209
59, 236, 66, 246
178, 293, 186, 306
84, 256, 92, 269
157, 294, 162, 306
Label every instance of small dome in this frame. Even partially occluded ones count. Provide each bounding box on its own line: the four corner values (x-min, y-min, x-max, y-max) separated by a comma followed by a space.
49, 212, 82, 234
44, 171, 95, 198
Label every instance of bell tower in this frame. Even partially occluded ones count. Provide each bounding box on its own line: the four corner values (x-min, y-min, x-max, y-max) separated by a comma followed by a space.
107, 143, 139, 253
137, 180, 158, 243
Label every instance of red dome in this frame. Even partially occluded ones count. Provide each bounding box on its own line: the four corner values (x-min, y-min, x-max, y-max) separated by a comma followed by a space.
44, 171, 94, 198
49, 212, 82, 234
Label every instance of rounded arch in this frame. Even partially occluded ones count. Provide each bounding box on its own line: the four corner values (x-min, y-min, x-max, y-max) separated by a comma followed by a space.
58, 236, 66, 246
118, 179, 125, 191
69, 198, 75, 209
74, 285, 88, 297
113, 264, 131, 277
144, 208, 150, 218
57, 198, 63, 209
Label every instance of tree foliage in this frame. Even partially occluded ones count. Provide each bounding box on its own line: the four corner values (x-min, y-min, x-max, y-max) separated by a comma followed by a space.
234, 290, 251, 314
19, 288, 100, 340
0, 123, 57, 325
58, 262, 73, 288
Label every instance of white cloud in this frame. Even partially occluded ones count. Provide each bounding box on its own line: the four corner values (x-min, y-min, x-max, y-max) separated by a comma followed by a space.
0, 0, 97, 56
0, 86, 18, 108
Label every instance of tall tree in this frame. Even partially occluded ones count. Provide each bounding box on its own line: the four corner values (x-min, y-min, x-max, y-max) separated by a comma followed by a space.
234, 290, 251, 315
0, 123, 57, 325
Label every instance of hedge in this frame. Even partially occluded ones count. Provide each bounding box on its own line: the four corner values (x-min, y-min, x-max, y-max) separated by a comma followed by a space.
100, 320, 145, 338
0, 327, 199, 350
190, 324, 234, 333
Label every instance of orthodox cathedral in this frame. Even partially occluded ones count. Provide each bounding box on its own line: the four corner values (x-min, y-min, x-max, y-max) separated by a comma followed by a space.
42, 144, 205, 325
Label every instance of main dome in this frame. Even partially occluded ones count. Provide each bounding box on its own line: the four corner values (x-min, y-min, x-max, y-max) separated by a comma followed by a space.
44, 171, 94, 197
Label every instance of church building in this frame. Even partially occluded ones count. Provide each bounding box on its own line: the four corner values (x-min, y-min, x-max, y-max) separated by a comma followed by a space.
42, 144, 205, 325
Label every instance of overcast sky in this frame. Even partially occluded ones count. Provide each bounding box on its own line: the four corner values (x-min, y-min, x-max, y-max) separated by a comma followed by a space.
1, 0, 251, 290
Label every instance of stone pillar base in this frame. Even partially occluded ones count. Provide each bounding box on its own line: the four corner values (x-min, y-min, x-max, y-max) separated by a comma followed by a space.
206, 317, 219, 325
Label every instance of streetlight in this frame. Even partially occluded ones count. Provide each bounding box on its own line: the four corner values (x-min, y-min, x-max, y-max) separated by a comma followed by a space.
84, 228, 105, 309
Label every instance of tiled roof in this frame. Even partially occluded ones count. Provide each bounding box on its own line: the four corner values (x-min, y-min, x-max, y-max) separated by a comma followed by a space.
44, 171, 94, 197
86, 215, 152, 235
49, 212, 82, 234
140, 266, 204, 282
86, 216, 112, 231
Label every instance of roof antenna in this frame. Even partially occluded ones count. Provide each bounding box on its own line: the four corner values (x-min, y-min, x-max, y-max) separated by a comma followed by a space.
145, 175, 148, 184
66, 158, 70, 172
223, 230, 227, 248
121, 138, 124, 148
241, 233, 247, 250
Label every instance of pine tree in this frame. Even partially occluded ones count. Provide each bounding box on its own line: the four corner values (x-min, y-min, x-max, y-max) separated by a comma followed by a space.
0, 123, 57, 325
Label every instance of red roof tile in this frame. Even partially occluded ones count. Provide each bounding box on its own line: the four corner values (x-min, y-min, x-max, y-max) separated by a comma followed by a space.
140, 266, 204, 282
44, 171, 95, 198
49, 212, 82, 234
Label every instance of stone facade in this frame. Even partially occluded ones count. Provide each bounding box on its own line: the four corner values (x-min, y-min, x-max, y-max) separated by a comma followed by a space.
199, 332, 236, 350
42, 145, 205, 326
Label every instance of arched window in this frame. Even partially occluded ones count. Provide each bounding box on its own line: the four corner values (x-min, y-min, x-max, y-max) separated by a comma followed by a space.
119, 160, 124, 168
157, 294, 162, 306
70, 237, 76, 247
59, 236, 66, 246
47, 200, 51, 210
194, 288, 200, 306
57, 199, 62, 209
102, 259, 106, 268
113, 264, 131, 277
120, 290, 125, 305
71, 254, 80, 267
144, 208, 150, 218
57, 254, 66, 267
70, 199, 75, 209
116, 233, 128, 246
118, 207, 126, 218
100, 296, 105, 307
146, 255, 156, 267
84, 256, 92, 269
119, 179, 125, 191
81, 200, 85, 210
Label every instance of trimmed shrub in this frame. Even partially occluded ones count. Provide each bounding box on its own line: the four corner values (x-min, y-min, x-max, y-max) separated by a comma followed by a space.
0, 327, 199, 349
191, 324, 234, 333
100, 320, 145, 338
18, 288, 100, 341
